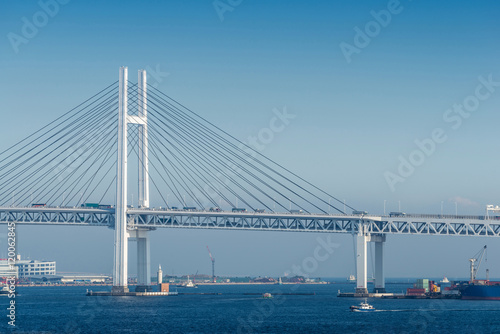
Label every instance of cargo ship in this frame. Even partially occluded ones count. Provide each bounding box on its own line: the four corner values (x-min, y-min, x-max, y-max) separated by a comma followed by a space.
460, 280, 500, 300
457, 245, 500, 300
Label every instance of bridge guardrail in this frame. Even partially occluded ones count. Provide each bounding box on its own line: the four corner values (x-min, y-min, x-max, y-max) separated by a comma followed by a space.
385, 213, 498, 221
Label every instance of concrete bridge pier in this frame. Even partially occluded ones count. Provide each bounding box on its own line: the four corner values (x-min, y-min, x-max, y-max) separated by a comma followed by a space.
355, 224, 370, 294
356, 222, 386, 294
130, 229, 151, 291
372, 234, 386, 293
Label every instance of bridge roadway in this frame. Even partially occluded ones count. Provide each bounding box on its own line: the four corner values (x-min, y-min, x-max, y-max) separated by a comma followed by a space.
1, 206, 499, 237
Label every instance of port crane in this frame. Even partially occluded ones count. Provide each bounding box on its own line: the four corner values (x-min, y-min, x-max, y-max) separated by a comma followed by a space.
469, 245, 487, 282
207, 246, 215, 283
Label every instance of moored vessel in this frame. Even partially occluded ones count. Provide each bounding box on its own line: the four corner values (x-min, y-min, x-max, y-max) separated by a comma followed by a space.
460, 281, 500, 300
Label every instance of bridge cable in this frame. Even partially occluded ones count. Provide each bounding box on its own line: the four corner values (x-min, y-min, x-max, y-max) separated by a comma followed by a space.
144, 88, 322, 212
148, 84, 352, 213
13, 108, 117, 206
144, 91, 311, 212
0, 93, 118, 186
0, 81, 117, 159
0, 84, 118, 178
0, 102, 117, 206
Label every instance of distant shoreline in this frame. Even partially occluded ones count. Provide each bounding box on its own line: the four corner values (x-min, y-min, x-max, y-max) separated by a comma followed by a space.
17, 282, 333, 287
16, 281, 418, 287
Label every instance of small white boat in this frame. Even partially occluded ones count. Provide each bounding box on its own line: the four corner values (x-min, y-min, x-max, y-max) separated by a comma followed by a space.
440, 276, 450, 283
347, 274, 356, 282
262, 292, 273, 299
0, 285, 9, 295
179, 276, 198, 288
350, 300, 375, 312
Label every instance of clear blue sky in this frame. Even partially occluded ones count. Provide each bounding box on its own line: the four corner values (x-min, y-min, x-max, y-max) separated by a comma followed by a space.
1, 0, 499, 279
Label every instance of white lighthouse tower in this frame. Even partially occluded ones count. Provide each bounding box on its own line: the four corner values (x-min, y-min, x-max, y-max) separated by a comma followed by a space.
157, 265, 163, 284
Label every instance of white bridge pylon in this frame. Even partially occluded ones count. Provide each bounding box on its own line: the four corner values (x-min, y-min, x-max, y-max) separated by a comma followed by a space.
112, 67, 151, 293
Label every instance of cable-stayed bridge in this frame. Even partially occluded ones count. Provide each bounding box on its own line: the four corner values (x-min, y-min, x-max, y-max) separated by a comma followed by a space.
0, 67, 497, 295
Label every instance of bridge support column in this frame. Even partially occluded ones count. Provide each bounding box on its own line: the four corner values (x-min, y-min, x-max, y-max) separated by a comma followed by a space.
137, 69, 149, 209
355, 224, 370, 294
372, 234, 386, 293
113, 66, 129, 293
131, 229, 151, 292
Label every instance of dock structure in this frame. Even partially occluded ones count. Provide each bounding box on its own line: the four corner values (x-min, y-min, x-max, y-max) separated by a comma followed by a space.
337, 292, 461, 299
338, 291, 394, 298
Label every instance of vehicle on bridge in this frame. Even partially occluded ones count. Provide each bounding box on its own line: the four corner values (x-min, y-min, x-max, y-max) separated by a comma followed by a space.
31, 203, 46, 208
183, 207, 197, 211
352, 210, 368, 215
389, 211, 406, 217
255, 209, 265, 213
209, 207, 221, 212
81, 203, 99, 208
290, 209, 304, 214
232, 208, 247, 212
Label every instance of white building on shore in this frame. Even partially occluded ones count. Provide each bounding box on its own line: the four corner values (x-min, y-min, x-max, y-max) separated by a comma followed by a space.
17, 260, 56, 277
0, 259, 17, 278
0, 255, 56, 278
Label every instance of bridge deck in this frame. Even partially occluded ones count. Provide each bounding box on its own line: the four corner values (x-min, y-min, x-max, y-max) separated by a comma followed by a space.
0, 207, 499, 237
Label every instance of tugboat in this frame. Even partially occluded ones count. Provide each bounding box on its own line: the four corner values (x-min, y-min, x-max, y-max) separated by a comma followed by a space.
350, 300, 375, 312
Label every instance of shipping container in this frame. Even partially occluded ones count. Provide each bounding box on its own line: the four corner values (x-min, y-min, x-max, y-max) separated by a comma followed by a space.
407, 288, 426, 296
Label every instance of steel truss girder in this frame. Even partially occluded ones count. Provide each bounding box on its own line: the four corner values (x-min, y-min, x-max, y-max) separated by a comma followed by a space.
128, 213, 359, 233
0, 208, 499, 237
0, 208, 114, 226
369, 219, 500, 237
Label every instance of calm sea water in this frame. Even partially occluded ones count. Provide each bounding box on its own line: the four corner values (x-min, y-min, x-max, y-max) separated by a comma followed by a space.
2, 283, 500, 333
